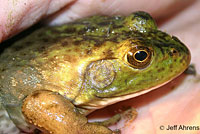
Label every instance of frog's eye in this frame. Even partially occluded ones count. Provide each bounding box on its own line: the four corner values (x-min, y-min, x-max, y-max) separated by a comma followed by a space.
126, 46, 152, 69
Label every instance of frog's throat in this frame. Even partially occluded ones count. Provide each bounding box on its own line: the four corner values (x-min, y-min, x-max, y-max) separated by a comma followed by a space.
79, 78, 175, 111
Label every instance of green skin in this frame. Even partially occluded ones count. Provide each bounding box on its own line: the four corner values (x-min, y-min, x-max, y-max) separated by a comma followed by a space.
0, 11, 190, 133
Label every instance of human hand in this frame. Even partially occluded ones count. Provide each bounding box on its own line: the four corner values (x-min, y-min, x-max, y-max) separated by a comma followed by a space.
0, 0, 200, 134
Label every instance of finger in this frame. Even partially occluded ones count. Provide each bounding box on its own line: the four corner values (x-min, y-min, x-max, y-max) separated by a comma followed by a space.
45, 0, 194, 25
0, 0, 74, 42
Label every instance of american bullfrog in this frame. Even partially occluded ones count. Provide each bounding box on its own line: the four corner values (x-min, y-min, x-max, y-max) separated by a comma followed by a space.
0, 11, 190, 134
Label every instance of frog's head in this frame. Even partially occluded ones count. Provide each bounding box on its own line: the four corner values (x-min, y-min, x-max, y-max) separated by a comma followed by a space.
74, 12, 191, 110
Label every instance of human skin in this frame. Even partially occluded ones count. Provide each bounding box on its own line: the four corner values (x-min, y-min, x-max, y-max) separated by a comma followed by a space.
0, 0, 200, 134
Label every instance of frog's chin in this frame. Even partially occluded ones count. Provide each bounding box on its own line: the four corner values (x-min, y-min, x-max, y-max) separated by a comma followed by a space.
81, 79, 173, 112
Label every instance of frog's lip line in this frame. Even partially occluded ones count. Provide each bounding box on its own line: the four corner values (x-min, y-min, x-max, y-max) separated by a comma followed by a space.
82, 73, 184, 110
83, 83, 164, 110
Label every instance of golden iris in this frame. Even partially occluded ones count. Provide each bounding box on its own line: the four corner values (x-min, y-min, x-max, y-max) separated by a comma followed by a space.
126, 46, 152, 69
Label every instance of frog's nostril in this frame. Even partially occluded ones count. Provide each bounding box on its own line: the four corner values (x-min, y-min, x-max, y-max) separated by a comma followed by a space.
169, 48, 179, 57
171, 49, 178, 54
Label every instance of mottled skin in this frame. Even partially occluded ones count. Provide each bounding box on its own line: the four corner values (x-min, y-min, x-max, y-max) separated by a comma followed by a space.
0, 12, 190, 133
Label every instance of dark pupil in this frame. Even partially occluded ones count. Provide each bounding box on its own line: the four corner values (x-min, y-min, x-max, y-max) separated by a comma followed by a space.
135, 51, 147, 61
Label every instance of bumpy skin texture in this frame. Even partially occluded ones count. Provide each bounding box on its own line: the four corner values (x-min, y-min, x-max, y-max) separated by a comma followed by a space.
0, 11, 190, 133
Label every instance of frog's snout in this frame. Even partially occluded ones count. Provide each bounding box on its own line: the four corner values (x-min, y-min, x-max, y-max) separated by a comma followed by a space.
181, 47, 191, 67
171, 36, 191, 67
169, 43, 191, 72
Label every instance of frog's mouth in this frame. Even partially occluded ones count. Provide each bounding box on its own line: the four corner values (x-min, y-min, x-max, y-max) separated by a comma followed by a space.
78, 78, 177, 112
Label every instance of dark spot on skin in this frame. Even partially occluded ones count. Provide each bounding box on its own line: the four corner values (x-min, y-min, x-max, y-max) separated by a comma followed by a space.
61, 41, 68, 46
112, 24, 124, 29
105, 49, 114, 58
135, 83, 140, 87
0, 68, 5, 72
97, 21, 111, 26
77, 29, 86, 35
172, 49, 177, 54
64, 27, 76, 33
37, 33, 43, 37
172, 36, 180, 43
31, 92, 41, 98
148, 70, 152, 74
170, 64, 173, 68
13, 44, 27, 51
124, 31, 133, 37
109, 37, 119, 43
73, 40, 81, 46
22, 53, 26, 56
38, 46, 46, 52
155, 65, 158, 69
169, 48, 178, 57
94, 41, 103, 47
125, 79, 128, 85
51, 29, 60, 34
138, 79, 149, 84
182, 55, 186, 61
74, 48, 80, 52
66, 49, 71, 52
154, 43, 164, 55
157, 67, 165, 72
169, 52, 173, 57
25, 41, 32, 45
48, 58, 55, 63
42, 38, 49, 43
34, 129, 41, 134
86, 50, 92, 55
180, 58, 183, 63
93, 76, 97, 81
157, 33, 171, 43
106, 26, 112, 35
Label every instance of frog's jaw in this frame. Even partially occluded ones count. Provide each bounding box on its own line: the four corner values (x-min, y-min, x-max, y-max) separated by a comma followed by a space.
75, 72, 181, 111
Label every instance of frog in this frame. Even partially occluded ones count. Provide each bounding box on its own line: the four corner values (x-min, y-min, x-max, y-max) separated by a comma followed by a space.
0, 11, 191, 134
